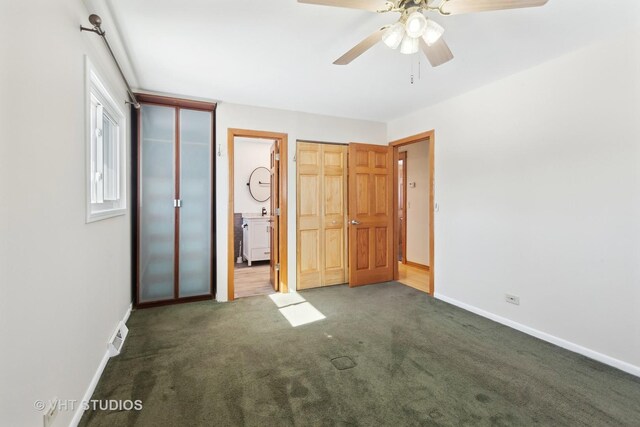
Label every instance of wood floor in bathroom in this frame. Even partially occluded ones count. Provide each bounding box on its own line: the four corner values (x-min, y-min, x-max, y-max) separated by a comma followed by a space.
234, 264, 274, 298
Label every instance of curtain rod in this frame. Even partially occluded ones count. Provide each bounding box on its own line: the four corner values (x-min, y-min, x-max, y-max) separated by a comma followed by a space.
81, 14, 140, 109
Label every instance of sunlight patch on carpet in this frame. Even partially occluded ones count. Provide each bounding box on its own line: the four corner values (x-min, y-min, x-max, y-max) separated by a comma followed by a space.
269, 292, 306, 308
278, 302, 326, 327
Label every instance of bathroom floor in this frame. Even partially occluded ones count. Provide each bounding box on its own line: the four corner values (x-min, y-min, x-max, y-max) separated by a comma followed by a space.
234, 260, 269, 269
234, 263, 274, 298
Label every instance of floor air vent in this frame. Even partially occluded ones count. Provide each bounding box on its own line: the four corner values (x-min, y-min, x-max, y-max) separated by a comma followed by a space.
331, 356, 356, 371
107, 321, 128, 357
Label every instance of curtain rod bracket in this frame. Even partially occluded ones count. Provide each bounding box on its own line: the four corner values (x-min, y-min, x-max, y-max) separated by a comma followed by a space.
80, 14, 139, 110
80, 26, 103, 35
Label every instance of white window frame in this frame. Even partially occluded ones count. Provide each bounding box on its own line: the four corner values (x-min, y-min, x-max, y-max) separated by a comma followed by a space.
85, 56, 127, 223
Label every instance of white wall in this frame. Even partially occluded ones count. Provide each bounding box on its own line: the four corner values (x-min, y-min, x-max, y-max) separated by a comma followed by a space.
0, 0, 132, 425
234, 138, 273, 214
217, 103, 387, 300
388, 27, 640, 373
400, 141, 430, 266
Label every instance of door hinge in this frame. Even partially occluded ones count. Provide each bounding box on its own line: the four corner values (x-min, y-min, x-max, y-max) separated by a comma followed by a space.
173, 199, 182, 208
275, 208, 280, 216
275, 263, 280, 271
275, 153, 280, 161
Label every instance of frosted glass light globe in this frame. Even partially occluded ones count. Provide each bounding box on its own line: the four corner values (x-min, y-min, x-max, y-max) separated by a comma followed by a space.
405, 11, 427, 38
382, 22, 405, 49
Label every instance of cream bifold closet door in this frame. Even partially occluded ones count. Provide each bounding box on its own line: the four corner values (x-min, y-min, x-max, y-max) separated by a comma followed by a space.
297, 142, 348, 289
136, 95, 216, 307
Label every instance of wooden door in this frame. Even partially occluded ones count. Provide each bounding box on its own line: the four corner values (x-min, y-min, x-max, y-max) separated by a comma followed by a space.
348, 143, 394, 286
297, 143, 322, 288
322, 145, 348, 285
270, 141, 279, 291
296, 142, 348, 289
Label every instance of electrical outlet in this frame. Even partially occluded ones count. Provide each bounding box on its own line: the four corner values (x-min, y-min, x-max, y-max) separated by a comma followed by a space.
505, 294, 520, 305
43, 398, 59, 427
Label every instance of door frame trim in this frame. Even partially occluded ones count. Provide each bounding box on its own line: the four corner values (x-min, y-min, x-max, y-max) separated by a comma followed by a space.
227, 128, 289, 301
390, 130, 435, 295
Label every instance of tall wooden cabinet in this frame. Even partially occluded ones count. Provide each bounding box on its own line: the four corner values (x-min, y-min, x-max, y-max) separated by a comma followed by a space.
134, 94, 216, 307
296, 142, 348, 289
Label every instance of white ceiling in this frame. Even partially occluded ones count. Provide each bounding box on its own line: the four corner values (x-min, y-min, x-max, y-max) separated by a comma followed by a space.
104, 0, 639, 122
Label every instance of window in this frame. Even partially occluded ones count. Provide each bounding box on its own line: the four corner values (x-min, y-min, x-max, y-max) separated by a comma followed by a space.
85, 57, 127, 222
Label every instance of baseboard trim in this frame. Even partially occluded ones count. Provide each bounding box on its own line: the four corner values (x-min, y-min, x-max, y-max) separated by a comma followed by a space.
69, 303, 132, 427
434, 293, 640, 378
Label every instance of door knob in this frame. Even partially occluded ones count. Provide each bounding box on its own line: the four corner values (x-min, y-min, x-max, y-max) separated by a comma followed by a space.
350, 219, 360, 225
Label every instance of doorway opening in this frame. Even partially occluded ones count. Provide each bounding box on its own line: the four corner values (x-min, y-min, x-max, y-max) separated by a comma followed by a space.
398, 151, 407, 263
234, 137, 274, 298
228, 129, 288, 301
391, 131, 435, 295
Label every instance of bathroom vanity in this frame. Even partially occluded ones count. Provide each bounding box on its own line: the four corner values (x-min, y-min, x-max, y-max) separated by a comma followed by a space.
242, 213, 271, 266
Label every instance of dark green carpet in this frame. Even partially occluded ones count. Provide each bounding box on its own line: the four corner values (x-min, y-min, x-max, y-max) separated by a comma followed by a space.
80, 282, 640, 426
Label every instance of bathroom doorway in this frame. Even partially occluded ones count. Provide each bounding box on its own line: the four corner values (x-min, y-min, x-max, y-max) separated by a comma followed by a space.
234, 137, 273, 298
227, 129, 288, 300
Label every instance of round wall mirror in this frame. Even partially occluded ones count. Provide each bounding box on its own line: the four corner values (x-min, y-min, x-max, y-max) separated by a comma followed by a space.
247, 167, 270, 202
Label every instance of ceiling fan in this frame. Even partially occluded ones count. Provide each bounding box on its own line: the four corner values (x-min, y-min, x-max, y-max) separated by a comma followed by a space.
298, 0, 549, 67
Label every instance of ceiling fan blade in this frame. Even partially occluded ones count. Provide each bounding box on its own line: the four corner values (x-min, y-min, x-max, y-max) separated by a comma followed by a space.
334, 28, 386, 65
420, 37, 454, 67
440, 0, 549, 15
298, 0, 389, 12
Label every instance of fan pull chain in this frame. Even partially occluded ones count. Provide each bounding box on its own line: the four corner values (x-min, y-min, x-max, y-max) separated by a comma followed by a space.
410, 59, 414, 85
409, 56, 422, 85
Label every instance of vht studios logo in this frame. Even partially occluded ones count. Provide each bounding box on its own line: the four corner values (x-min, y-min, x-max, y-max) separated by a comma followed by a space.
34, 399, 143, 412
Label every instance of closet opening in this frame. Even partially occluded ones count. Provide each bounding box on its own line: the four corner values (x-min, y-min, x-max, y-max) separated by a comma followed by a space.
391, 131, 435, 295
227, 129, 288, 301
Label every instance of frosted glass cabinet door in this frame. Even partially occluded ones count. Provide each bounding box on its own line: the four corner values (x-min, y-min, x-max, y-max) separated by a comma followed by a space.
139, 105, 176, 303
178, 109, 212, 297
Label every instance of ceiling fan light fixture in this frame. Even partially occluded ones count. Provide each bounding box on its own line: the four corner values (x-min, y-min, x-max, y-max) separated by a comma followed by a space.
399, 34, 419, 55
382, 22, 405, 50
423, 19, 445, 46
405, 11, 427, 38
